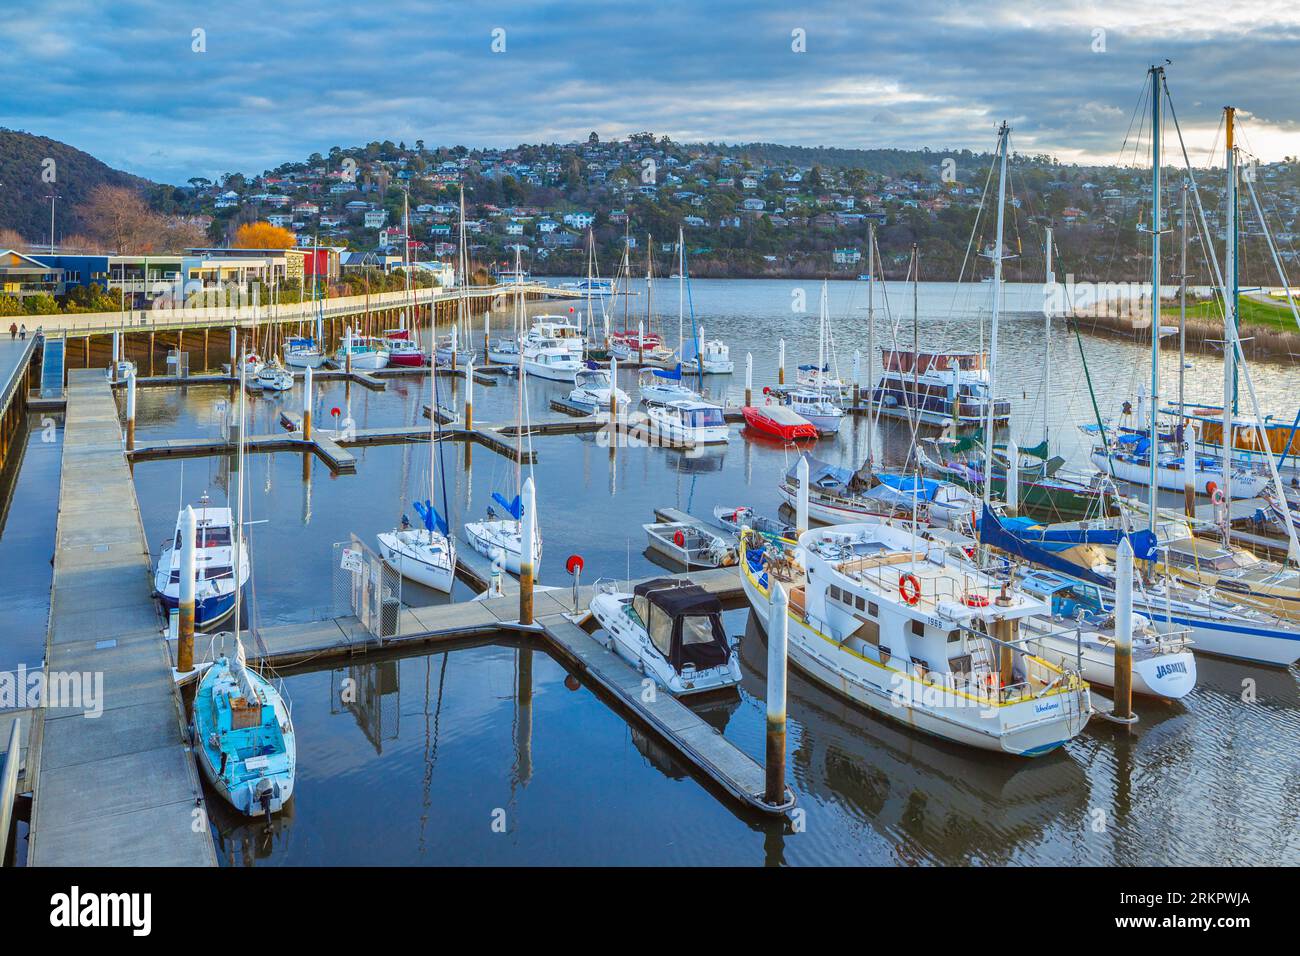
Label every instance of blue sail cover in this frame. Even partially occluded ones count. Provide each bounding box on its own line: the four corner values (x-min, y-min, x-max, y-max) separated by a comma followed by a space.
492, 492, 523, 520
413, 499, 449, 536
653, 363, 682, 380
978, 506, 1157, 586
876, 473, 943, 499
798, 363, 829, 372
585, 359, 601, 370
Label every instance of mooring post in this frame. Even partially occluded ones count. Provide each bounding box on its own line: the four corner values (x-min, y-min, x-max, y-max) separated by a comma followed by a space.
125, 371, 137, 451
852, 349, 861, 409
344, 326, 353, 376
464, 359, 474, 431
637, 319, 644, 365
302, 364, 313, 441
1114, 537, 1135, 722
111, 330, 120, 381
450, 324, 459, 374
177, 505, 196, 673
519, 476, 536, 625
796, 454, 809, 536
1183, 423, 1197, 518
765, 580, 789, 806
229, 327, 237, 375
745, 352, 753, 407
778, 338, 786, 385
609, 355, 619, 426
1005, 439, 1020, 517
483, 308, 490, 365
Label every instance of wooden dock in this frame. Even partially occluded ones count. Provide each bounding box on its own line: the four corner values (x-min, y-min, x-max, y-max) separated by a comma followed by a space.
26, 370, 217, 866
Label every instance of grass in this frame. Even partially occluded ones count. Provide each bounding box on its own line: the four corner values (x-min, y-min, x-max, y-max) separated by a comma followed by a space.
1163, 294, 1300, 331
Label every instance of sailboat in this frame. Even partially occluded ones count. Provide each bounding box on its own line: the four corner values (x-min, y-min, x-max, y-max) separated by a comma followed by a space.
285, 238, 327, 368
436, 186, 477, 368
192, 363, 296, 819
465, 269, 543, 577
796, 282, 846, 393
154, 494, 250, 628
378, 328, 456, 592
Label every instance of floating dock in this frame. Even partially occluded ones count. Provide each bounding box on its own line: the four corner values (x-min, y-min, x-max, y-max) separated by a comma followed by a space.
26, 370, 217, 867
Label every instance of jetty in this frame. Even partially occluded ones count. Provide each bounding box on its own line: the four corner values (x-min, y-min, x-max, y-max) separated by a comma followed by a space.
25, 370, 217, 866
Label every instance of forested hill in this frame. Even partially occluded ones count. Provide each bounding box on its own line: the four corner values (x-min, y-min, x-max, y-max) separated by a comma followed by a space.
0, 129, 157, 241
702, 142, 1000, 177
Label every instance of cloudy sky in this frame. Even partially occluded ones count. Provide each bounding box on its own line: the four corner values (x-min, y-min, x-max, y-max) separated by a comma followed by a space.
3, 0, 1299, 183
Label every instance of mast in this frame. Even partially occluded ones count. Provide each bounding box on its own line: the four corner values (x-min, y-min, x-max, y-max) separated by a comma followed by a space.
1177, 182, 1188, 436
982, 121, 1010, 512
403, 188, 411, 332
678, 230, 685, 359
458, 185, 468, 353
866, 222, 876, 472
1222, 105, 1237, 510
233, 360, 247, 647
1145, 65, 1165, 535
1043, 226, 1054, 448
645, 233, 654, 351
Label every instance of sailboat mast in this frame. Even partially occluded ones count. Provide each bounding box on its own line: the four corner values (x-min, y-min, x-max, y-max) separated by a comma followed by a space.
233, 362, 247, 643
403, 189, 411, 332
1146, 65, 1165, 535
1043, 226, 1054, 447
982, 121, 1010, 511
866, 223, 876, 471
1223, 105, 1238, 509
1178, 182, 1188, 436
678, 230, 685, 358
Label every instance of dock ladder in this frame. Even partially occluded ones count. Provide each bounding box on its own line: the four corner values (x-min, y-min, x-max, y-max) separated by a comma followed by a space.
39, 333, 65, 398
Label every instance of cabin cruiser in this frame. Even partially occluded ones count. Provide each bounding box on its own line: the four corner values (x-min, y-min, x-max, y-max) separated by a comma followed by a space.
589, 578, 742, 696
740, 523, 1092, 755
785, 388, 844, 434
568, 366, 629, 410
644, 398, 729, 445
524, 316, 584, 358
1017, 570, 1196, 699
382, 329, 426, 367
522, 340, 581, 382
682, 339, 734, 374
872, 349, 1010, 428
154, 500, 250, 628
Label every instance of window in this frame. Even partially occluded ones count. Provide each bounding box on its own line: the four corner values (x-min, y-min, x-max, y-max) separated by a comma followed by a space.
868, 602, 878, 617
647, 605, 674, 657
911, 620, 924, 636
946, 630, 962, 644
855, 595, 866, 611
681, 615, 715, 647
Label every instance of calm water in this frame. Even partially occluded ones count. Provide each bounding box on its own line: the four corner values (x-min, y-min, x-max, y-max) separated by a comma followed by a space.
2, 279, 1297, 865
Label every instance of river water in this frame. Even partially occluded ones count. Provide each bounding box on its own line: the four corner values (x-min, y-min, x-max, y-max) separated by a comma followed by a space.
2, 279, 1296, 866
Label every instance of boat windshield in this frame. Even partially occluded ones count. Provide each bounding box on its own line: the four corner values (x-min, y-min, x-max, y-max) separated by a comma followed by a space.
684, 407, 724, 428
176, 526, 232, 549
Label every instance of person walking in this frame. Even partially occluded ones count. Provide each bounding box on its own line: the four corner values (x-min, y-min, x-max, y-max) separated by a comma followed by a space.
19, 323, 26, 340
8, 322, 15, 340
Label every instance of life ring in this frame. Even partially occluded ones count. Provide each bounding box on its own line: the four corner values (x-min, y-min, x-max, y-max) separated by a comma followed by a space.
765, 396, 772, 406
962, 593, 990, 608
673, 529, 685, 547
899, 573, 921, 606
1205, 480, 1217, 498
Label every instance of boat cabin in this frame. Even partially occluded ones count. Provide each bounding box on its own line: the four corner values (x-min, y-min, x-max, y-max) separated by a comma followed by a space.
631, 579, 732, 674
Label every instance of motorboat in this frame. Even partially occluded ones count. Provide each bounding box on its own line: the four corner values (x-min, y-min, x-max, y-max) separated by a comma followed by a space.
524, 316, 584, 359
785, 388, 844, 434
740, 523, 1092, 755
643, 521, 736, 568
712, 505, 795, 540
742, 404, 818, 441
153, 499, 249, 628
871, 350, 1010, 428
588, 578, 742, 696
644, 398, 729, 445
522, 341, 581, 382
568, 366, 629, 410
638, 365, 699, 404
335, 335, 389, 371
486, 336, 523, 365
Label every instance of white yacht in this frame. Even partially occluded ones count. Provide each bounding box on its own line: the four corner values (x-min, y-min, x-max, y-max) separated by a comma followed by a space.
786, 388, 844, 434
525, 316, 584, 358
568, 367, 629, 410
335, 336, 389, 371
589, 578, 742, 696
643, 398, 729, 446
283, 337, 326, 369
153, 499, 249, 628
522, 340, 581, 382
740, 522, 1092, 755
378, 520, 456, 592
638, 366, 699, 405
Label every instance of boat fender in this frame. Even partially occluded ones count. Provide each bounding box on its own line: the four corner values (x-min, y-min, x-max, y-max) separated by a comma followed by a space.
1206, 480, 1218, 498
962, 593, 989, 608
899, 572, 922, 606
673, 529, 685, 547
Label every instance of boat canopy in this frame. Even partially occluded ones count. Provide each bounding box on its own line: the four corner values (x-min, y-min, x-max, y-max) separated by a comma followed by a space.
632, 579, 731, 673
492, 491, 523, 520
786, 454, 853, 492
653, 363, 683, 380
876, 473, 944, 499
978, 506, 1158, 585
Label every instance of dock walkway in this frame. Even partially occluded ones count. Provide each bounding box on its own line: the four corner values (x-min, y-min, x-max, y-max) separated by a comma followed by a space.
26, 370, 216, 866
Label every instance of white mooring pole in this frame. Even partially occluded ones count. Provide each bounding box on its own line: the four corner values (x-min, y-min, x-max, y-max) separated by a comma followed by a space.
765, 581, 789, 806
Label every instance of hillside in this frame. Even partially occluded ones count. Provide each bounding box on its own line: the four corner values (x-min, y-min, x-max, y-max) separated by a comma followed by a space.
0, 129, 158, 243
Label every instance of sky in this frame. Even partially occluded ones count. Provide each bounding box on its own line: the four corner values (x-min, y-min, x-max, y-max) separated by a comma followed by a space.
3, 0, 1299, 184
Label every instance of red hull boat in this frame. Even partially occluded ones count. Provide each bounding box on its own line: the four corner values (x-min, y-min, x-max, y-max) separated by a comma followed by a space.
742, 405, 818, 441
383, 329, 427, 367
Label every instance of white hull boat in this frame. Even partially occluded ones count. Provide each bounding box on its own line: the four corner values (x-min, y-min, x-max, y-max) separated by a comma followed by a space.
643, 521, 735, 568
1089, 450, 1269, 498
568, 368, 629, 410
589, 578, 741, 696
378, 527, 456, 592
464, 517, 542, 577
643, 399, 729, 445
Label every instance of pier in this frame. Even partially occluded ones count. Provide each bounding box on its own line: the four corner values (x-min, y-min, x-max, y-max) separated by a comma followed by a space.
0, 337, 38, 480
25, 369, 217, 867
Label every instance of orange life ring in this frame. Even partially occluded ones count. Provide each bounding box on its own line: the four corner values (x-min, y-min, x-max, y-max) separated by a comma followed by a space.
1205, 480, 1218, 498
962, 593, 990, 608
673, 529, 685, 547
899, 573, 921, 606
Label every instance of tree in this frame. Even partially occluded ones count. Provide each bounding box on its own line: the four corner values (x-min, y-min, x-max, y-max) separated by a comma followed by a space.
0, 227, 28, 250
232, 221, 295, 249
77, 185, 158, 252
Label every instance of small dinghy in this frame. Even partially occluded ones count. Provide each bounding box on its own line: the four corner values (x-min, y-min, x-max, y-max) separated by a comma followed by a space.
643, 521, 736, 568
712, 505, 796, 539
742, 404, 818, 441
193, 637, 295, 820
256, 358, 294, 392
589, 578, 741, 696
568, 366, 629, 410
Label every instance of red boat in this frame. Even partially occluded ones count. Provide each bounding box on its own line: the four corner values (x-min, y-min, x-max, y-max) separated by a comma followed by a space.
382, 329, 426, 367
742, 405, 818, 441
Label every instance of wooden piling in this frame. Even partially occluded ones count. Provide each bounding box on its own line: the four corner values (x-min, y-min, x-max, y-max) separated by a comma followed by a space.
765, 581, 789, 806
